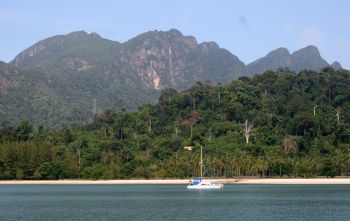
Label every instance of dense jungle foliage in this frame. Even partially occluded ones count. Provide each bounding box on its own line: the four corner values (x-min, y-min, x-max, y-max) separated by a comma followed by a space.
1, 67, 350, 180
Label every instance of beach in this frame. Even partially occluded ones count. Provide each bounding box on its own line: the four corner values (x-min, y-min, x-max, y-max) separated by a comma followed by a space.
1, 178, 350, 185
236, 178, 350, 184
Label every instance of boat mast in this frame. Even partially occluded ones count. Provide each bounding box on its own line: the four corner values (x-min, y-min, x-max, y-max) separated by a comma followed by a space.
200, 145, 203, 178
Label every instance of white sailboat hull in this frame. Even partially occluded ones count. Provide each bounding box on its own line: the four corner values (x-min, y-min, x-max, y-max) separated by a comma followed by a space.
187, 183, 224, 189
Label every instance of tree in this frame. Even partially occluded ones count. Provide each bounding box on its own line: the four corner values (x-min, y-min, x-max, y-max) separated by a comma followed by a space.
243, 119, 253, 144
35, 162, 66, 180
283, 135, 297, 154
71, 139, 87, 167
336, 108, 341, 126
16, 121, 32, 141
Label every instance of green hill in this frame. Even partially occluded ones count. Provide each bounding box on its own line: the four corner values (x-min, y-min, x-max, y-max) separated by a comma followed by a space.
1, 68, 350, 179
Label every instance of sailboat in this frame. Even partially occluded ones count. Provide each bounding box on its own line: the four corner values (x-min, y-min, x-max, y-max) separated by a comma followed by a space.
187, 145, 224, 189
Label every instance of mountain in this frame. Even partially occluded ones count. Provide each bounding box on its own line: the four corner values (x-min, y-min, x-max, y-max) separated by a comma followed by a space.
11, 31, 158, 108
247, 45, 332, 74
2, 29, 343, 127
6, 29, 247, 127
7, 31, 159, 127
12, 29, 246, 91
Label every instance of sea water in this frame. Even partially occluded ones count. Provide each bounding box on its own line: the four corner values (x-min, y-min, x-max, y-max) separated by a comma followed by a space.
0, 184, 350, 221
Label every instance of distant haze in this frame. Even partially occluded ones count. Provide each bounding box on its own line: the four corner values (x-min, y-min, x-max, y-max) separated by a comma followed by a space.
0, 0, 349, 68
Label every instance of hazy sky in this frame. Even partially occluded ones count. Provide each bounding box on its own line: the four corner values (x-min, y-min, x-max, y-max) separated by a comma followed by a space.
1, 0, 349, 68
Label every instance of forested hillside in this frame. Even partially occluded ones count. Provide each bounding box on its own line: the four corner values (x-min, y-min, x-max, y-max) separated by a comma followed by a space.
1, 29, 342, 127
1, 67, 350, 179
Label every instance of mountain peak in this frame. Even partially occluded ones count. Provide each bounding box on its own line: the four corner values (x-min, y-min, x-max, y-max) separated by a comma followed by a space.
291, 45, 328, 72
11, 30, 116, 68
264, 47, 291, 60
167, 28, 183, 36
292, 45, 321, 57
200, 41, 220, 50
66, 31, 102, 40
246, 47, 292, 74
247, 45, 332, 74
331, 61, 342, 70
269, 47, 290, 56
67, 30, 88, 36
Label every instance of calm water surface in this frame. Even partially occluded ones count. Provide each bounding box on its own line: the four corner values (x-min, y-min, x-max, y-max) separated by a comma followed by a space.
0, 184, 350, 221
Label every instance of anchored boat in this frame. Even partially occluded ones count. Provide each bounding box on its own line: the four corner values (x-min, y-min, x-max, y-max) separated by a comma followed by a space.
187, 177, 224, 189
186, 145, 224, 189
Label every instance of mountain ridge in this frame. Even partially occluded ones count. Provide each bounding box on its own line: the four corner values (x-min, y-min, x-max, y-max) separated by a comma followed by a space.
246, 45, 340, 74
11, 29, 343, 83
1, 29, 344, 127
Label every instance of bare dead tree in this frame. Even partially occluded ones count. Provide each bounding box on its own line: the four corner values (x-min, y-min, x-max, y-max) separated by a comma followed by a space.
336, 108, 341, 125
174, 121, 180, 136
300, 83, 304, 93
243, 119, 254, 144
148, 119, 152, 133
313, 105, 318, 117
74, 141, 82, 167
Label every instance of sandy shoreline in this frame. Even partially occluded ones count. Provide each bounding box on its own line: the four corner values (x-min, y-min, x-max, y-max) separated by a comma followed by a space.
237, 178, 350, 184
1, 178, 350, 185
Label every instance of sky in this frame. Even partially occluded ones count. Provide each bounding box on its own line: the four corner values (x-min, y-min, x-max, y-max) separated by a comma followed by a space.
1, 0, 349, 68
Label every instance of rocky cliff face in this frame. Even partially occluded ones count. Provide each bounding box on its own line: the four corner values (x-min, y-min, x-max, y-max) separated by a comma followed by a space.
119, 29, 246, 90
120, 29, 199, 89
